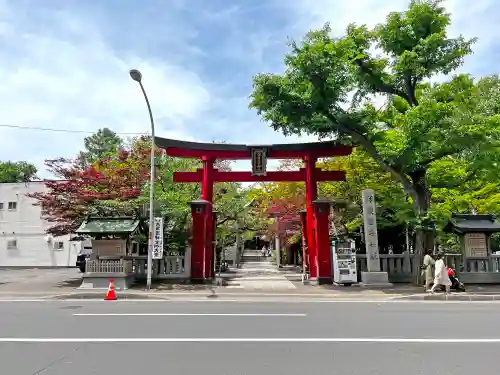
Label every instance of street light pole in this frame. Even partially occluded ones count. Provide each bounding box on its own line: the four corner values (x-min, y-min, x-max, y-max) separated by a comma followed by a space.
129, 69, 155, 290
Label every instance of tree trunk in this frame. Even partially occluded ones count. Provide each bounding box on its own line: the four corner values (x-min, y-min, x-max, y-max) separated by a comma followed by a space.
337, 132, 434, 284
409, 170, 433, 283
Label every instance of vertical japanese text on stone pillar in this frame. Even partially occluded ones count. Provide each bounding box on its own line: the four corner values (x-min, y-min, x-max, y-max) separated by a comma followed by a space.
362, 189, 381, 272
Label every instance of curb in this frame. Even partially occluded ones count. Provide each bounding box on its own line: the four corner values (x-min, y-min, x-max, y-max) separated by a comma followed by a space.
397, 293, 500, 301
53, 293, 161, 300
47, 291, 399, 300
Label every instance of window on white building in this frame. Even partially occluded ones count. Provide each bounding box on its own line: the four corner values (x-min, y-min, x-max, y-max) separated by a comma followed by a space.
7, 240, 17, 250
8, 202, 17, 210
0, 202, 4, 210
53, 241, 64, 251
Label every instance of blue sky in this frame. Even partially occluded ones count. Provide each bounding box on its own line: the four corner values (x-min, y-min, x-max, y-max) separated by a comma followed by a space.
0, 0, 498, 176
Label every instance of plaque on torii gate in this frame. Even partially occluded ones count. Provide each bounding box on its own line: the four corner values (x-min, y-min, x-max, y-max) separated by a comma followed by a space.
251, 148, 267, 176
155, 137, 352, 284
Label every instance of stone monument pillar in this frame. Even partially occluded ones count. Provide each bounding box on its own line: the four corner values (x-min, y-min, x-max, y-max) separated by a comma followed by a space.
360, 189, 392, 287
298, 209, 309, 270
275, 235, 281, 268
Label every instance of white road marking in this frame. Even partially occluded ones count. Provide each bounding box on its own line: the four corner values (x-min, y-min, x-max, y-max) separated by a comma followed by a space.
0, 337, 499, 343
73, 313, 306, 317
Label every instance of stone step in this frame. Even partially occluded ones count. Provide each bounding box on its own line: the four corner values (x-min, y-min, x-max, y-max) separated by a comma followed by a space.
241, 262, 271, 265
233, 269, 278, 273
228, 273, 296, 278
241, 256, 268, 261
240, 248, 279, 279
239, 270, 276, 273
228, 275, 288, 280
225, 281, 297, 290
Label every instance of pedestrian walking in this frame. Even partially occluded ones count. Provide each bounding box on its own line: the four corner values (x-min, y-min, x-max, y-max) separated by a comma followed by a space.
421, 249, 435, 292
430, 253, 451, 294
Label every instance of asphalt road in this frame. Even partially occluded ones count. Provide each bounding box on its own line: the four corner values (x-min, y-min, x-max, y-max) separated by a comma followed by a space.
0, 300, 499, 374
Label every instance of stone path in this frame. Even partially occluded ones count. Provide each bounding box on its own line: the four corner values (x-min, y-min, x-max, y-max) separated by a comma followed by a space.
225, 249, 297, 291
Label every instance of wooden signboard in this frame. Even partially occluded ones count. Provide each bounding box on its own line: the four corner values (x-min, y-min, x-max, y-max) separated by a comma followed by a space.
464, 233, 488, 258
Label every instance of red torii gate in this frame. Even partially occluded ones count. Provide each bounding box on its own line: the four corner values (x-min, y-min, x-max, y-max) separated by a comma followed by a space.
155, 137, 352, 284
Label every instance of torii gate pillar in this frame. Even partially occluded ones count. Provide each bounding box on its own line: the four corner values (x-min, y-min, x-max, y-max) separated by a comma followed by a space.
303, 155, 319, 281
201, 157, 215, 279
188, 200, 211, 282
312, 199, 333, 285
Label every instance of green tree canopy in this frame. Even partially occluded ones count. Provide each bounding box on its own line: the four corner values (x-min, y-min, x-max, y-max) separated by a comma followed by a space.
77, 128, 123, 167
0, 161, 38, 182
249, 0, 500, 257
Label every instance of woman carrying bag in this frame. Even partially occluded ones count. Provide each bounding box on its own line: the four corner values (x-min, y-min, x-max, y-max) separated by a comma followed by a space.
421, 249, 435, 292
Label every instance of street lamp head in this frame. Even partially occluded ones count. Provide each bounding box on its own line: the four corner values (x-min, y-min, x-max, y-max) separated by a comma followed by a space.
129, 69, 142, 83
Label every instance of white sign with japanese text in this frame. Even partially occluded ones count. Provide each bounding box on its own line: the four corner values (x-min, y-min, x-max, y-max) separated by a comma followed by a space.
362, 189, 381, 272
152, 217, 164, 260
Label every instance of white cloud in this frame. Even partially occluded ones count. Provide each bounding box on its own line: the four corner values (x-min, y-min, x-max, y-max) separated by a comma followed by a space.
282, 0, 499, 74
0, 4, 211, 176
445, 0, 500, 59
283, 0, 407, 35
270, 0, 498, 112
1, 0, 497, 182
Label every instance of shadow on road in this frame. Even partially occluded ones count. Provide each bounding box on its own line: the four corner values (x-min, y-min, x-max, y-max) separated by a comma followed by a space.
134, 279, 215, 291
56, 278, 83, 288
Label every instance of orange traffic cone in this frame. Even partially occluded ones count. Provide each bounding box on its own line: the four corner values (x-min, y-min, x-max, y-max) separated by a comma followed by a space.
105, 278, 117, 300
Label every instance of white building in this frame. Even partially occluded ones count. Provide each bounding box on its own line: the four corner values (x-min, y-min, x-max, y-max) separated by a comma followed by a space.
0, 182, 79, 267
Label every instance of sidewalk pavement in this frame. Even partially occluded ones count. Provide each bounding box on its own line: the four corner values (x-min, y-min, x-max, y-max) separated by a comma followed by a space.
2, 289, 500, 302
29, 287, 500, 301
0, 268, 82, 298
58, 279, 400, 300
0, 277, 402, 300
1, 268, 500, 301
52, 290, 397, 301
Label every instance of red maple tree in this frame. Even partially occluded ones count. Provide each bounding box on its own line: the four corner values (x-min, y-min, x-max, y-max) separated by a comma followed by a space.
27, 137, 159, 236
266, 193, 305, 238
